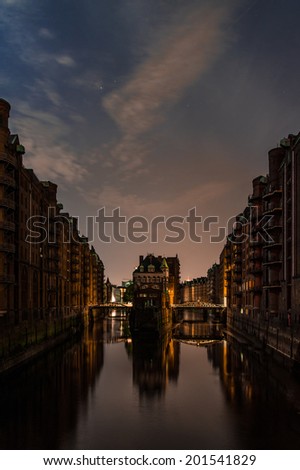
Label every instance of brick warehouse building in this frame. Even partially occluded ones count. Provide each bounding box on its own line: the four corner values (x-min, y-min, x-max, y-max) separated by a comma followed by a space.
220, 137, 300, 325
218, 134, 300, 363
0, 98, 104, 344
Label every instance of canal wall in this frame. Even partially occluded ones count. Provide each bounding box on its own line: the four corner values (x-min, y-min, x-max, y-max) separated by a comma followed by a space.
0, 314, 84, 375
227, 311, 300, 370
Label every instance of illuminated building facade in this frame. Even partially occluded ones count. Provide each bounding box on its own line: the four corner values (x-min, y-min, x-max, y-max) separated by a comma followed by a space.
180, 277, 208, 303
180, 264, 221, 305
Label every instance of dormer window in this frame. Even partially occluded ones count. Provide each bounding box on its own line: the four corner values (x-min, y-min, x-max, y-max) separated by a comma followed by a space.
148, 264, 155, 273
139, 265, 144, 272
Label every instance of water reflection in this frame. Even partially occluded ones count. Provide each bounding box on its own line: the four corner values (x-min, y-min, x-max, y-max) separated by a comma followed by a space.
0, 322, 105, 449
174, 321, 224, 342
132, 334, 180, 399
207, 338, 300, 448
0, 316, 300, 449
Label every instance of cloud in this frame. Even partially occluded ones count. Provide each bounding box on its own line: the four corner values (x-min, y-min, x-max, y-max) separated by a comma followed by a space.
103, 1, 237, 174
20, 51, 76, 69
24, 144, 88, 184
24, 78, 63, 107
55, 55, 76, 67
1, 0, 24, 4
38, 27, 55, 39
83, 180, 230, 219
12, 101, 88, 184
0, 7, 75, 69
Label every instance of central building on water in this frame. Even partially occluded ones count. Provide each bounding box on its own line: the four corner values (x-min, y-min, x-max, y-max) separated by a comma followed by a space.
131, 254, 180, 335
133, 254, 169, 310
133, 254, 180, 308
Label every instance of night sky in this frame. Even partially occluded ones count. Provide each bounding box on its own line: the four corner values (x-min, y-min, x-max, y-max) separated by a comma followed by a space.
1, 0, 300, 284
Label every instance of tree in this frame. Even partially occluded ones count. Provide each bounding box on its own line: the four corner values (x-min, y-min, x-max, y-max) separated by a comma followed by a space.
123, 282, 134, 302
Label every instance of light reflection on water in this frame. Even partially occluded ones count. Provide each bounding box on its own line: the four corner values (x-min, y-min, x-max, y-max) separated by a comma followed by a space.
0, 314, 300, 449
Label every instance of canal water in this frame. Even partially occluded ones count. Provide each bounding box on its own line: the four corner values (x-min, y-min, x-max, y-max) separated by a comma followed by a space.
1, 313, 300, 450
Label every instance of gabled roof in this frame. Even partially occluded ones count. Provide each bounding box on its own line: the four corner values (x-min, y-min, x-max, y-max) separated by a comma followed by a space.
134, 254, 163, 273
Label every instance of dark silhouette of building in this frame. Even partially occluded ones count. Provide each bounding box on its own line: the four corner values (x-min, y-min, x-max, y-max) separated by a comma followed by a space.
133, 254, 170, 310
217, 133, 300, 361
0, 98, 104, 343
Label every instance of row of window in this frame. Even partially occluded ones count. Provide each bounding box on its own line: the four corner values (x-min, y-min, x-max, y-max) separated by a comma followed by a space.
134, 275, 164, 283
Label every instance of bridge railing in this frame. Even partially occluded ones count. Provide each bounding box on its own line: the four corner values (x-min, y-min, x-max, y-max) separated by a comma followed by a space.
172, 302, 226, 309
89, 303, 133, 308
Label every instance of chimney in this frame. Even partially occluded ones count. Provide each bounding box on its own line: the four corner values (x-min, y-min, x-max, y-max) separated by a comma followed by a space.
0, 98, 11, 152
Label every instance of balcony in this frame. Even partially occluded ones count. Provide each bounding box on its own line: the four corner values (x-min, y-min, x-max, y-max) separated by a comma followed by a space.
262, 259, 282, 266
263, 205, 282, 216
267, 223, 282, 232
0, 174, 16, 188
0, 221, 15, 231
263, 280, 281, 289
0, 152, 17, 167
0, 197, 15, 210
0, 243, 16, 253
263, 241, 282, 250
263, 187, 282, 200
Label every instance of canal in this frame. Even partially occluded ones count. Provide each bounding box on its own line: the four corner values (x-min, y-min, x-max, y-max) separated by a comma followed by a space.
1, 313, 300, 450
